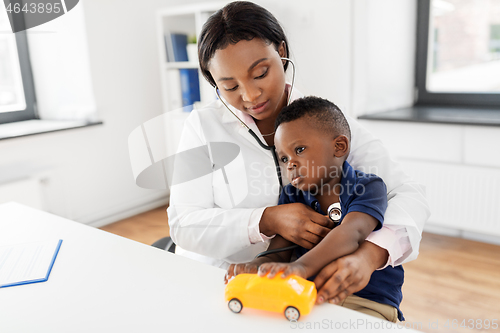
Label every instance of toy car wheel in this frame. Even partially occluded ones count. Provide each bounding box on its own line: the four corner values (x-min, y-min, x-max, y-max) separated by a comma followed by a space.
228, 298, 243, 313
284, 306, 300, 321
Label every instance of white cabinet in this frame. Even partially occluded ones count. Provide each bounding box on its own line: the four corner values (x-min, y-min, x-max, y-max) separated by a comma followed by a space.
359, 119, 500, 244
156, 3, 225, 115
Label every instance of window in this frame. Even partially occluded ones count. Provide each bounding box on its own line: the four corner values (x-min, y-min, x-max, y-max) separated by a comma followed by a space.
416, 0, 500, 107
491, 24, 500, 56
0, 11, 37, 124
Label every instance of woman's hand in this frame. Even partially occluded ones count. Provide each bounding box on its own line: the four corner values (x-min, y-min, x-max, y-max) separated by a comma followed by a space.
257, 262, 308, 279
313, 241, 389, 305
224, 257, 272, 284
260, 203, 333, 249
224, 262, 259, 284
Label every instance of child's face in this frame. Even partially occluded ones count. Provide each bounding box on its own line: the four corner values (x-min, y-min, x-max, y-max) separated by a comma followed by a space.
275, 117, 347, 194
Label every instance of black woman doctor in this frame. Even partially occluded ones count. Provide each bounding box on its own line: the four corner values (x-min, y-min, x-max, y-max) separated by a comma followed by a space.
167, 0, 429, 311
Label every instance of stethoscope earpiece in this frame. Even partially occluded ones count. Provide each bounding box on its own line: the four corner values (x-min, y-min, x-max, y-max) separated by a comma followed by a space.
280, 57, 295, 106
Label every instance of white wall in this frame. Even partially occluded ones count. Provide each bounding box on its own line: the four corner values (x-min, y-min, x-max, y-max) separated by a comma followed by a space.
0, 0, 204, 226
351, 0, 417, 116
261, 0, 417, 117
261, 0, 416, 118
261, 0, 353, 113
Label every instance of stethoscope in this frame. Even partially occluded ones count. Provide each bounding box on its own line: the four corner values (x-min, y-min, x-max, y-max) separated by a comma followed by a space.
254, 202, 343, 258
214, 58, 343, 258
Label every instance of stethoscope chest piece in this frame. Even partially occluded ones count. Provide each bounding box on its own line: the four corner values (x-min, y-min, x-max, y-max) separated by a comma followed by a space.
327, 202, 342, 226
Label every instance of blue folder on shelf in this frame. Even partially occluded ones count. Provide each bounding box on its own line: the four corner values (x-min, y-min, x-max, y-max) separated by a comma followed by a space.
0, 239, 63, 288
164, 32, 201, 110
180, 68, 201, 109
170, 33, 189, 62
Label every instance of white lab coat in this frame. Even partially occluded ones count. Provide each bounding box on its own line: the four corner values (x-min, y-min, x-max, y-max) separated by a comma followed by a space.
167, 91, 430, 269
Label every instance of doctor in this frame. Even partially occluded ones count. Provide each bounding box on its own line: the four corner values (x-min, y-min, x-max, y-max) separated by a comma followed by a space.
167, 1, 429, 307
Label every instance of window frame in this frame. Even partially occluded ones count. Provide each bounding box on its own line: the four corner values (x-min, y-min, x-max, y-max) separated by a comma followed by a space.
415, 0, 500, 107
0, 23, 38, 124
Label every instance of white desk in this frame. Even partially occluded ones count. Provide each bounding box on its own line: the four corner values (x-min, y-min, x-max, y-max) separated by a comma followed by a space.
0, 202, 419, 332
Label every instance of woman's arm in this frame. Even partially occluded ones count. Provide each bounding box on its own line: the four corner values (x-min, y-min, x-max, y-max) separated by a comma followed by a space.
313, 241, 388, 304
259, 173, 387, 280
258, 212, 378, 279
346, 116, 430, 266
167, 108, 332, 262
224, 235, 294, 283
295, 212, 378, 277
167, 111, 262, 260
260, 204, 333, 250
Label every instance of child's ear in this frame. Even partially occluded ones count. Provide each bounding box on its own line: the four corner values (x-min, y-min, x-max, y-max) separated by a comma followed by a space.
333, 135, 349, 158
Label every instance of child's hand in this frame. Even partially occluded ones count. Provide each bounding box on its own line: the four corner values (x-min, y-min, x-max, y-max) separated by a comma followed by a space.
258, 262, 308, 280
224, 262, 260, 284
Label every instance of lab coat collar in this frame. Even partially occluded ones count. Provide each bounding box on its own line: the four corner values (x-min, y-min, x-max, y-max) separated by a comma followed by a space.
217, 101, 265, 153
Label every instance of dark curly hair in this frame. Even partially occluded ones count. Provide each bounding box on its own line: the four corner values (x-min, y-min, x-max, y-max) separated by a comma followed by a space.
275, 96, 351, 140
198, 1, 290, 87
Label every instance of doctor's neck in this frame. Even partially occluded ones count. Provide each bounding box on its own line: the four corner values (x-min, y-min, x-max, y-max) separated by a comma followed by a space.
255, 87, 289, 141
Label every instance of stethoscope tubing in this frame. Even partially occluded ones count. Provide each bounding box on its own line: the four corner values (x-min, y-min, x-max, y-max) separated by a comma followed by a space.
213, 58, 306, 259
214, 57, 296, 190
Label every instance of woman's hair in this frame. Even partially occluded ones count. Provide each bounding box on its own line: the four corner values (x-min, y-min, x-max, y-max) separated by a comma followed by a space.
198, 1, 290, 87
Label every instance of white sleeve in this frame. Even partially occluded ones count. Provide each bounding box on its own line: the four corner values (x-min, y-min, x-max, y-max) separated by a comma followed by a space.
248, 207, 275, 243
366, 224, 411, 269
167, 111, 265, 260
346, 117, 430, 265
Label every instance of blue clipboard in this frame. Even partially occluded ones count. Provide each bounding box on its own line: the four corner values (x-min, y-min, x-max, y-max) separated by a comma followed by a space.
0, 239, 63, 288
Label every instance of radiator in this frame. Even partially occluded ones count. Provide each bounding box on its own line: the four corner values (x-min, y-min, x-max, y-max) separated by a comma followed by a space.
401, 160, 500, 237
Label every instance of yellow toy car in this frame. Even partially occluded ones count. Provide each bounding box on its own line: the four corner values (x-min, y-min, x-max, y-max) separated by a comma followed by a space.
225, 273, 317, 321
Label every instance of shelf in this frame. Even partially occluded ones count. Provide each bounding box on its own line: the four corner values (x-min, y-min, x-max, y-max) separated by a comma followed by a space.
358, 105, 500, 126
163, 62, 199, 70
157, 4, 220, 116
0, 119, 103, 141
157, 3, 222, 17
